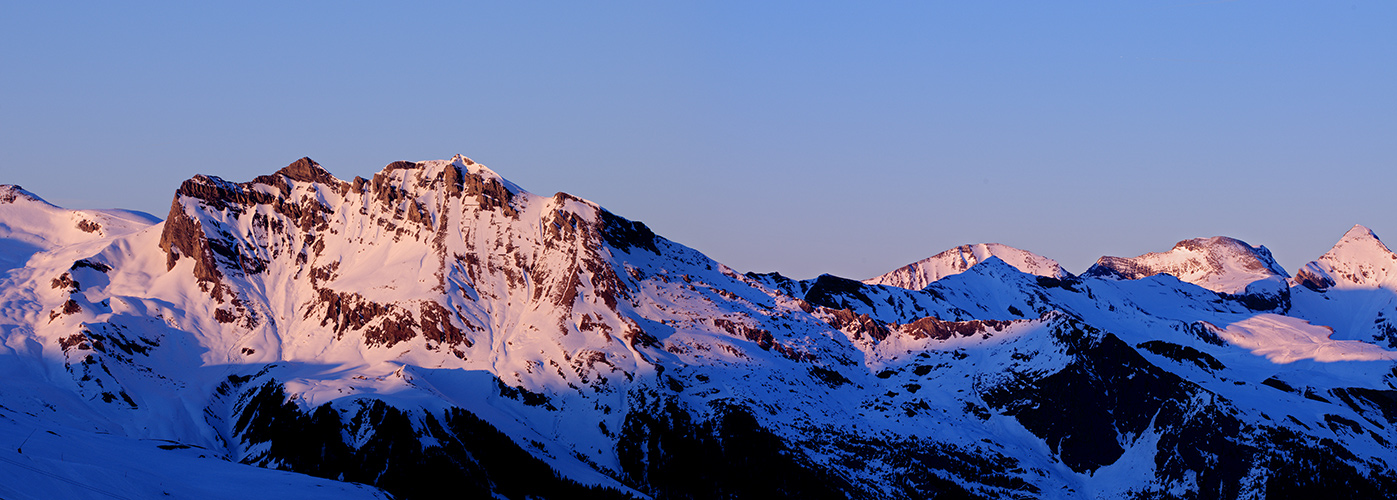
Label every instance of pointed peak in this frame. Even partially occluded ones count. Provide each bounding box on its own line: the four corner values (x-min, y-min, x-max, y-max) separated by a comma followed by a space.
0, 184, 60, 209
1318, 224, 1394, 263
962, 255, 1025, 277
1305, 225, 1397, 289
971, 254, 1011, 268
1322, 224, 1393, 258
1339, 224, 1383, 244
276, 157, 337, 184
1348, 223, 1375, 233
451, 154, 477, 167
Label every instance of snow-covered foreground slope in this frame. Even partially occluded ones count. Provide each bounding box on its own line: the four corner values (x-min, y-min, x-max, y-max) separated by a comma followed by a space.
0, 407, 388, 500
3, 159, 1397, 499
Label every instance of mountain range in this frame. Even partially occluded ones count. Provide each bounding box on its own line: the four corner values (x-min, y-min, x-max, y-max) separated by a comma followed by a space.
2, 157, 1395, 499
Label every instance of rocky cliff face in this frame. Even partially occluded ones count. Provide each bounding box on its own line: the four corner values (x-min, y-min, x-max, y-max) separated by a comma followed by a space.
3, 158, 1397, 499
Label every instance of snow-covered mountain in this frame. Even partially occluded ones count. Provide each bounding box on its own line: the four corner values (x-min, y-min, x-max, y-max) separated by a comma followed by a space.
1285, 225, 1397, 349
3, 158, 1397, 499
865, 242, 1069, 290
1083, 236, 1289, 294
1081, 235, 1294, 312
1294, 225, 1397, 290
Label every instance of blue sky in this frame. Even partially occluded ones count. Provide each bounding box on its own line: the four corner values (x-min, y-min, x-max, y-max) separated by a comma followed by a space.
3, 1, 1393, 279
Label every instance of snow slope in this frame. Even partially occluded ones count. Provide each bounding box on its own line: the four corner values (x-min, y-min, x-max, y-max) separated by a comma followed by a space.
0, 184, 156, 274
0, 409, 387, 500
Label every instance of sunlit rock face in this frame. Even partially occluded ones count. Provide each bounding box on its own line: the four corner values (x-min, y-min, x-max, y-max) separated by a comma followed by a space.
4, 158, 1397, 499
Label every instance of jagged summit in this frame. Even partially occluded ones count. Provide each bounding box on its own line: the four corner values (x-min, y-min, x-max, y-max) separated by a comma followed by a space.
1295, 224, 1397, 290
1082, 235, 1287, 294
865, 242, 1067, 290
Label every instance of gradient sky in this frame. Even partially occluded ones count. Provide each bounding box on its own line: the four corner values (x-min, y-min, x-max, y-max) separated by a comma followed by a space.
3, 1, 1394, 279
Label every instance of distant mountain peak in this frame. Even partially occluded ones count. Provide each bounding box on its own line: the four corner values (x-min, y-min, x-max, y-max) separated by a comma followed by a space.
1296, 225, 1397, 290
865, 242, 1067, 290
0, 184, 53, 207
1330, 224, 1388, 253
274, 156, 338, 184
1082, 235, 1287, 294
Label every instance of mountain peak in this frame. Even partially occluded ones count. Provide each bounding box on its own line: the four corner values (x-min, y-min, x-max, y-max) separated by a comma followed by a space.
1082, 235, 1287, 294
865, 242, 1066, 290
1319, 225, 1393, 265
958, 255, 1034, 281
274, 157, 338, 184
0, 184, 53, 207
1297, 225, 1397, 289
1347, 223, 1377, 236
1333, 224, 1387, 251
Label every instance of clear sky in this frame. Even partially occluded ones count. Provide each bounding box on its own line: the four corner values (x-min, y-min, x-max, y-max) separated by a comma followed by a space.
3, 1, 1393, 280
